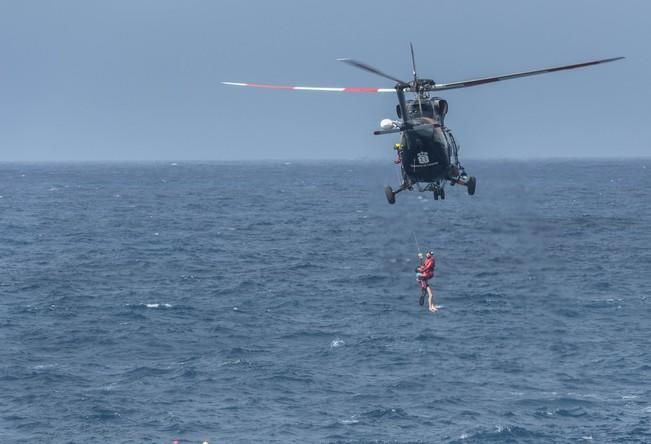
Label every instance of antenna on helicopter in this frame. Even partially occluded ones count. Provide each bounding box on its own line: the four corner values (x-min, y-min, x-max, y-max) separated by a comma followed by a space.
410, 42, 423, 116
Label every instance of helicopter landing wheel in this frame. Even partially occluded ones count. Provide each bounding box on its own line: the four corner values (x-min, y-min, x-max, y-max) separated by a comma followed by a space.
384, 185, 396, 204
467, 176, 477, 196
439, 187, 445, 200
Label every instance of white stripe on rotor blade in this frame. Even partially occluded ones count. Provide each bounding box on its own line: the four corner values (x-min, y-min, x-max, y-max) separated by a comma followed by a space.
222, 82, 397, 93
294, 87, 345, 92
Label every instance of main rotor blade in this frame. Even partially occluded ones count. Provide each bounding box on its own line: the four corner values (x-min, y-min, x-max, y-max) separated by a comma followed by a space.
429, 56, 625, 92
221, 81, 395, 93
337, 58, 409, 86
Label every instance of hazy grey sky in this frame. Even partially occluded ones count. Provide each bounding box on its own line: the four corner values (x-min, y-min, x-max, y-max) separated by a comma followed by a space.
1, 0, 649, 161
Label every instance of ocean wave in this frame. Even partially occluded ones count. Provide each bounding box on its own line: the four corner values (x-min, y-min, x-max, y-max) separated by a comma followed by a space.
3, 161, 650, 442
451, 425, 549, 443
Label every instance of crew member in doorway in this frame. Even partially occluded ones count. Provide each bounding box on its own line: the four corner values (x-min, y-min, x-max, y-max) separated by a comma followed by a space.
393, 143, 402, 164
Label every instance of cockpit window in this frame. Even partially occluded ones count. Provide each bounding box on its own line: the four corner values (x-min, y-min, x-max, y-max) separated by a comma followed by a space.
409, 102, 434, 118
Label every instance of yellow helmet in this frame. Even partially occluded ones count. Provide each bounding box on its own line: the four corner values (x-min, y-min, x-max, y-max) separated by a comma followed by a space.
394, 143, 401, 150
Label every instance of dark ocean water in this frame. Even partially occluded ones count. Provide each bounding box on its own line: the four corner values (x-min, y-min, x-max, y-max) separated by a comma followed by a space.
1, 160, 650, 443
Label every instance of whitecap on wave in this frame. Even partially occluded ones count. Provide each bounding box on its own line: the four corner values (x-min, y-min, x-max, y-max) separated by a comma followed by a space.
144, 303, 172, 309
330, 338, 345, 348
339, 415, 359, 425
219, 358, 242, 367
33, 364, 57, 370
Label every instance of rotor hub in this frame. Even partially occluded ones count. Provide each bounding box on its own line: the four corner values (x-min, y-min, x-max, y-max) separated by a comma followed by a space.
406, 79, 436, 94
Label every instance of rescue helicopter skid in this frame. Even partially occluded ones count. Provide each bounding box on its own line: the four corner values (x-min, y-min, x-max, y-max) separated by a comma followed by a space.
223, 46, 623, 204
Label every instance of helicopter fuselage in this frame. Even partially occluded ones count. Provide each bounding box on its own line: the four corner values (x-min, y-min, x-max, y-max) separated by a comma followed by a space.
400, 121, 451, 183
397, 97, 458, 185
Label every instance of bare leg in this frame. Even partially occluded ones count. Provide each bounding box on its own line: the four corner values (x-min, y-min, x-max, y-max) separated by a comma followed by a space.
427, 287, 437, 312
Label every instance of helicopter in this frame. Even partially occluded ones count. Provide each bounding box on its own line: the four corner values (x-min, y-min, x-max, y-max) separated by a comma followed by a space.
223, 45, 623, 204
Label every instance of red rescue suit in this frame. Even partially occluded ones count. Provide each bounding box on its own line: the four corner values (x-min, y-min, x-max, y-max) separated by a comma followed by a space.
419, 256, 435, 280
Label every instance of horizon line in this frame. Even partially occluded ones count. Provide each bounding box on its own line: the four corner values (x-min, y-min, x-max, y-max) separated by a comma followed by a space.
1, 155, 651, 164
